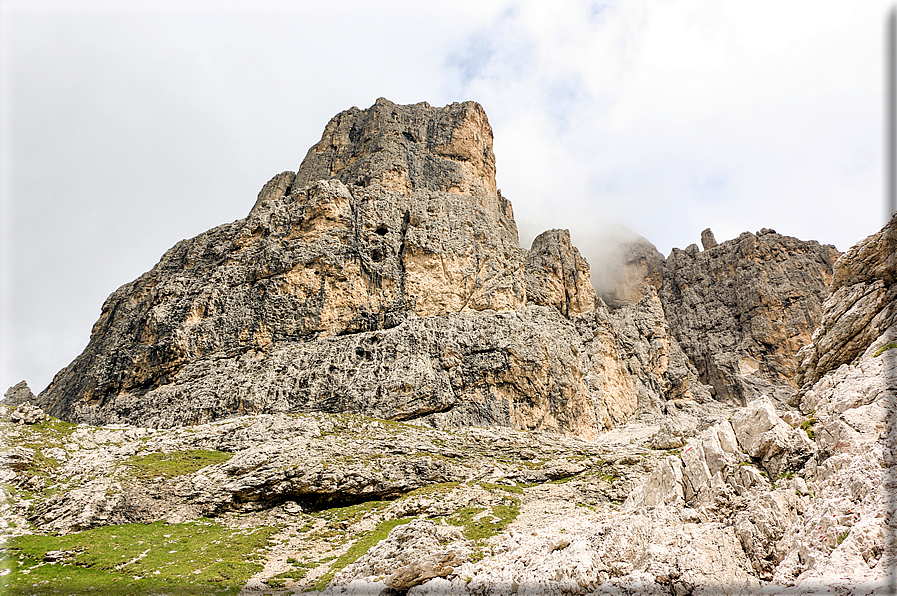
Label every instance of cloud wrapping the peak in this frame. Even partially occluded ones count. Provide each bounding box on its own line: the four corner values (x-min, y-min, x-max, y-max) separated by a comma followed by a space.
443, 0, 885, 264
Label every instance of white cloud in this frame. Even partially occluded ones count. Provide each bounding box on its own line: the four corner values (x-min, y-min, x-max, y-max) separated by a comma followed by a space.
446, 0, 887, 261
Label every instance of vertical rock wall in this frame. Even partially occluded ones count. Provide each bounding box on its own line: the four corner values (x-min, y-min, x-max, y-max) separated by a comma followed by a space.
796, 212, 897, 388
35, 100, 670, 436
659, 229, 839, 405
31, 98, 843, 435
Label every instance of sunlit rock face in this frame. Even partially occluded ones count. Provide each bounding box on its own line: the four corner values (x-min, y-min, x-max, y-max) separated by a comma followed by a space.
525, 228, 598, 318
32, 98, 844, 440
36, 99, 667, 437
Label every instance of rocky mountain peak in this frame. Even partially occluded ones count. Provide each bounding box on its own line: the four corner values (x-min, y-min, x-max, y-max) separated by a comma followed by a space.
661, 227, 840, 405
294, 98, 498, 202
30, 99, 840, 439
525, 229, 598, 317
32, 100, 605, 432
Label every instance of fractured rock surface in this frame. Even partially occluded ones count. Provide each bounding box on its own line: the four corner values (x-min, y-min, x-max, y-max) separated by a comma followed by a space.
659, 228, 839, 405
34, 99, 721, 437
796, 212, 897, 388
35, 100, 573, 431
525, 228, 598, 318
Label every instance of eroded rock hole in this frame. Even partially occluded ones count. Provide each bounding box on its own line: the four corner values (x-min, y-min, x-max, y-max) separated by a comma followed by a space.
371, 249, 384, 263
375, 226, 388, 236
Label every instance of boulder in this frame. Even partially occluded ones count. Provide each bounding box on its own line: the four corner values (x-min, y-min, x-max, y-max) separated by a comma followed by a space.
9, 403, 45, 425
730, 396, 813, 478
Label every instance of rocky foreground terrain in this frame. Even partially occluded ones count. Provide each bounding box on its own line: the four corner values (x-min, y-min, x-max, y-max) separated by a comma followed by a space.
1, 99, 895, 595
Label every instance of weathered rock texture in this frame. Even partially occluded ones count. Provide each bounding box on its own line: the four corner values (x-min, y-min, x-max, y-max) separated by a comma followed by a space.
333, 519, 474, 592
32, 100, 731, 438
0, 411, 621, 536
660, 228, 840, 405
3, 381, 35, 408
293, 98, 499, 202
796, 212, 897, 388
590, 225, 839, 408
34, 101, 528, 427
526, 229, 598, 317
27, 99, 844, 443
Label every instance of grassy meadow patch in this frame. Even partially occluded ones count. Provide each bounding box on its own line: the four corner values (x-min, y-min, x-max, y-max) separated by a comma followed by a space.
0, 519, 275, 595
125, 450, 232, 479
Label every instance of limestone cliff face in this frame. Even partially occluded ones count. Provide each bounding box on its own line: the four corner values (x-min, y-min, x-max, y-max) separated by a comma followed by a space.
796, 212, 897, 388
525, 229, 598, 318
288, 99, 524, 318
294, 98, 499, 201
596, 227, 839, 406
35, 100, 653, 436
32, 99, 841, 435
660, 228, 840, 405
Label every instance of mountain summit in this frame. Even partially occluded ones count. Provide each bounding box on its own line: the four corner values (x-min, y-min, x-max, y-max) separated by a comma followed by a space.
39, 100, 837, 437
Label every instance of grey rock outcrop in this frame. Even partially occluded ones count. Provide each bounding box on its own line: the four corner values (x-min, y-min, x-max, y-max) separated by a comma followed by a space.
332, 519, 473, 592
525, 228, 598, 318
796, 212, 897, 388
460, 508, 761, 595
41, 306, 611, 437
620, 323, 894, 588
588, 224, 837, 408
6, 97, 897, 595
770, 327, 896, 590
41, 101, 526, 417
0, 409, 619, 536
3, 381, 36, 407
294, 98, 500, 203
36, 100, 626, 435
728, 395, 813, 478
604, 286, 711, 414
660, 229, 840, 405
5, 207, 895, 592
617, 214, 897, 591
9, 403, 45, 425
33, 99, 714, 438
701, 228, 718, 250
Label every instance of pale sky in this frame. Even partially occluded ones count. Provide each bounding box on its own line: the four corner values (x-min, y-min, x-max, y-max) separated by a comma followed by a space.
1, 0, 892, 394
